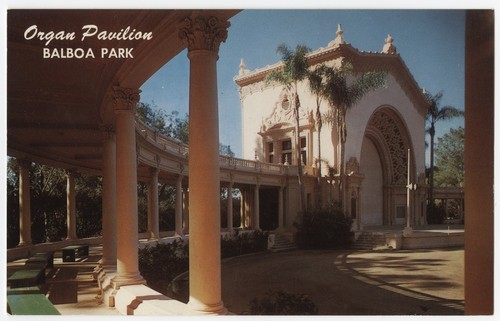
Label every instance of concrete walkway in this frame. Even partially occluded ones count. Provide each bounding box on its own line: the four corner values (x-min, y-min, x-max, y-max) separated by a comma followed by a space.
221, 247, 464, 315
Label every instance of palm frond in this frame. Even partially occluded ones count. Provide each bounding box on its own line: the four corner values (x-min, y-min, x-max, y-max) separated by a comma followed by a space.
437, 106, 464, 121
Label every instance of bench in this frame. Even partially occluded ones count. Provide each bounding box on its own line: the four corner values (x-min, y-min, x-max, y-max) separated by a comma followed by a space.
25, 251, 54, 269
7, 285, 43, 295
7, 269, 45, 288
62, 244, 89, 262
7, 294, 60, 315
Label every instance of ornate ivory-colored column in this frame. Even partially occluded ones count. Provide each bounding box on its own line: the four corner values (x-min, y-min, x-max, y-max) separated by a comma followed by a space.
66, 169, 77, 240
239, 189, 246, 228
111, 86, 144, 287
227, 182, 234, 231
253, 183, 260, 230
182, 188, 189, 234
18, 159, 32, 246
147, 167, 160, 240
179, 14, 229, 314
100, 126, 117, 267
175, 175, 184, 237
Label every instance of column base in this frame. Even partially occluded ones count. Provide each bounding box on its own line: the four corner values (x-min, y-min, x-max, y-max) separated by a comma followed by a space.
403, 226, 413, 237
112, 273, 146, 289
188, 297, 227, 315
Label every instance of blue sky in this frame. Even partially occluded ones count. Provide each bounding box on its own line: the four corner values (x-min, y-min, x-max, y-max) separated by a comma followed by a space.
140, 9, 465, 164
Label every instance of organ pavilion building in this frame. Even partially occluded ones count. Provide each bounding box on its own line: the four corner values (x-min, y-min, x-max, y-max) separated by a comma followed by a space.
235, 25, 429, 230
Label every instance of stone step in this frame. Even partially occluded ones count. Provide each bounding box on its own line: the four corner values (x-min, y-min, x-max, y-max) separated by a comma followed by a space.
269, 234, 296, 252
352, 232, 388, 250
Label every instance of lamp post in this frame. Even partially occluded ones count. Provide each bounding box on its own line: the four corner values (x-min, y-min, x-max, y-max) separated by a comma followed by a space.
404, 149, 417, 236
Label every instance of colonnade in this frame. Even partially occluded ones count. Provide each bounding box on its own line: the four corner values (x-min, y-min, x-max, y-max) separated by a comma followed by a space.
11, 13, 291, 315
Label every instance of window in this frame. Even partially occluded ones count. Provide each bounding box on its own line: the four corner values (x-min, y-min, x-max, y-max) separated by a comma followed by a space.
281, 139, 292, 164
282, 139, 292, 151
300, 136, 307, 165
281, 98, 290, 110
300, 137, 307, 148
268, 142, 274, 163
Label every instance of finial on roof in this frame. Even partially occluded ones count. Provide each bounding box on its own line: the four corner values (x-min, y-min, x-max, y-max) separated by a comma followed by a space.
239, 58, 250, 75
328, 23, 345, 47
382, 34, 397, 54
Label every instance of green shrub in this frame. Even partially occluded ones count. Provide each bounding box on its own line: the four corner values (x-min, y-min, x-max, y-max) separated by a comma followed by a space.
221, 230, 269, 258
294, 204, 353, 249
138, 240, 189, 294
246, 290, 318, 315
426, 203, 446, 224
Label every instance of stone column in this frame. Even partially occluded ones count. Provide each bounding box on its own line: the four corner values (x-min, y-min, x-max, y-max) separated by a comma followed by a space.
147, 168, 160, 240
183, 188, 189, 234
175, 175, 184, 236
278, 186, 284, 230
65, 169, 77, 240
18, 159, 32, 246
179, 14, 229, 314
111, 86, 144, 287
239, 189, 245, 229
253, 183, 260, 230
227, 182, 234, 232
100, 126, 117, 267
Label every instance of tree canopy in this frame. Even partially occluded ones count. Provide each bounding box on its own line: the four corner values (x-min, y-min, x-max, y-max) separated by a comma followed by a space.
434, 127, 464, 187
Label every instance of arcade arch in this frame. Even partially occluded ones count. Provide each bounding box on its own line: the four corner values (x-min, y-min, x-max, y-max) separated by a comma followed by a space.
358, 106, 424, 228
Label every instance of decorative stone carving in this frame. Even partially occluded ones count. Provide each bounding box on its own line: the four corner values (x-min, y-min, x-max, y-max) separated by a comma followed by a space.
382, 34, 397, 54
178, 15, 230, 53
261, 89, 310, 132
112, 87, 140, 113
239, 58, 250, 76
370, 111, 407, 184
346, 157, 360, 175
100, 124, 115, 141
328, 24, 345, 47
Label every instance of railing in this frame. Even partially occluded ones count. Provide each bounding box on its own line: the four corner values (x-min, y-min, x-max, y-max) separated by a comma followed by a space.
136, 120, 189, 157
136, 118, 293, 175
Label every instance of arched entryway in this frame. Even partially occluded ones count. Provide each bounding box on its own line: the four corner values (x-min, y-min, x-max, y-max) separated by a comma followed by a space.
359, 106, 414, 228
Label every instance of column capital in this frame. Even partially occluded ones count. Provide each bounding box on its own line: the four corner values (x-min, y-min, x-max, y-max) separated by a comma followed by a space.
150, 167, 159, 177
64, 168, 78, 178
178, 15, 230, 53
17, 158, 32, 169
100, 124, 116, 141
112, 86, 141, 114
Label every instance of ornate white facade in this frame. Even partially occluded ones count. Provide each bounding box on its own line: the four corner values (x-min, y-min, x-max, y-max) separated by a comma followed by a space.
235, 26, 429, 229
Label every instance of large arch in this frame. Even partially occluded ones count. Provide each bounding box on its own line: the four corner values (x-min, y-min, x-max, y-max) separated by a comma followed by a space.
359, 106, 416, 227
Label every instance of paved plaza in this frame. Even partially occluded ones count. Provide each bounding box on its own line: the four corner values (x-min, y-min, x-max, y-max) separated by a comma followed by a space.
221, 247, 464, 315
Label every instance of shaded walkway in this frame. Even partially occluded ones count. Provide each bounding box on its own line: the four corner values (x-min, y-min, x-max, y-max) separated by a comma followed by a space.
221, 248, 464, 315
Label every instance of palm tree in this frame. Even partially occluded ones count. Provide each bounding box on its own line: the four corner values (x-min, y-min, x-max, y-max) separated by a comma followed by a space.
265, 44, 310, 212
321, 62, 386, 208
308, 65, 328, 207
425, 90, 464, 220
